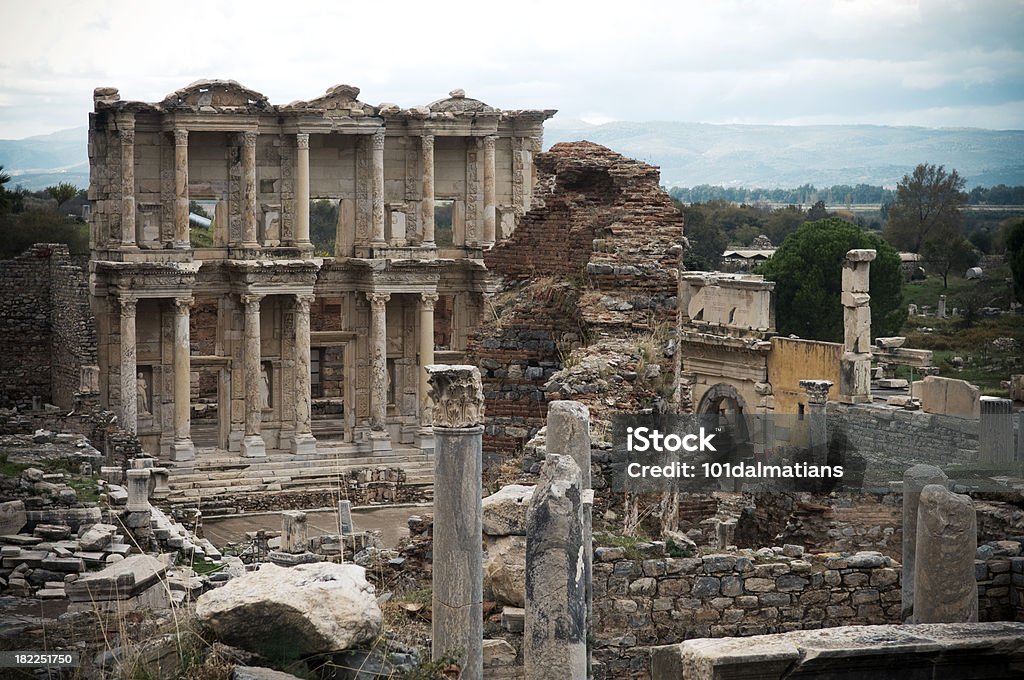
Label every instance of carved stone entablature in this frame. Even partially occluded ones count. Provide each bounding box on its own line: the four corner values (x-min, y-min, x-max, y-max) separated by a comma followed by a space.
161, 80, 270, 112
799, 379, 834, 405
228, 259, 321, 292
94, 260, 201, 296
282, 84, 378, 119
426, 364, 485, 429
428, 89, 498, 115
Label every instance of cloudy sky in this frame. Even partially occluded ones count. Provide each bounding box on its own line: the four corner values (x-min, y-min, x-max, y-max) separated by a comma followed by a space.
1, 0, 1023, 139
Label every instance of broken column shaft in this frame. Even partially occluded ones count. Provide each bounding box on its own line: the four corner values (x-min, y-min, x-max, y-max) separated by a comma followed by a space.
839, 249, 876, 404
427, 365, 485, 679
902, 464, 948, 621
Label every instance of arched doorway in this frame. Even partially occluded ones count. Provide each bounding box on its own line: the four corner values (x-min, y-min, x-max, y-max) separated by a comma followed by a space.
696, 383, 754, 447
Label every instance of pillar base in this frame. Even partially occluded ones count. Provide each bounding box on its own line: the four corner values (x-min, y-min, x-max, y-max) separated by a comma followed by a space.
170, 439, 195, 462
241, 434, 266, 458
368, 431, 392, 453
291, 432, 318, 455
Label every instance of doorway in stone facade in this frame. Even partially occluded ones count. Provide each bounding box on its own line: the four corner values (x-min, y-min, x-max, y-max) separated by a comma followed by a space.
191, 361, 230, 450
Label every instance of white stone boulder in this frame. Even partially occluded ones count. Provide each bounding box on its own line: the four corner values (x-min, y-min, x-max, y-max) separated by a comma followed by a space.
484, 535, 526, 607
482, 484, 535, 536
196, 562, 381, 659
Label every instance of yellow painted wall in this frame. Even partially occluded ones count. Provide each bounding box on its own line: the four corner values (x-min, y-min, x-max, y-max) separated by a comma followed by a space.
767, 337, 842, 414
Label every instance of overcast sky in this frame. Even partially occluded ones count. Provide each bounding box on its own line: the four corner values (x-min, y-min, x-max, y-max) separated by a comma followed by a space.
1, 0, 1023, 139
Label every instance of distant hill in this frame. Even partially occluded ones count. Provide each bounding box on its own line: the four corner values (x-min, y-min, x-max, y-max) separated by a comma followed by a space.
2, 122, 1022, 192
544, 120, 1024, 189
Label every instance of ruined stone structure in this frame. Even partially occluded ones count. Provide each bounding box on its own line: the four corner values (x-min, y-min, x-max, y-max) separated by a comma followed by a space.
87, 80, 553, 459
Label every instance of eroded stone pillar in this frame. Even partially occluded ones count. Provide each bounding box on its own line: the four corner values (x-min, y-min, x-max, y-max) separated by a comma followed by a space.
937, 294, 947, 319
172, 129, 190, 248
241, 293, 266, 457
800, 379, 832, 465
525, 453, 587, 680
979, 396, 1013, 464
295, 133, 311, 247
371, 128, 386, 246
241, 131, 258, 247
119, 295, 138, 435
545, 400, 592, 676
839, 249, 875, 404
292, 293, 317, 455
902, 464, 948, 621
482, 135, 497, 247
281, 510, 308, 553
428, 365, 484, 678
421, 134, 435, 246
913, 484, 978, 623
119, 115, 136, 247
419, 293, 438, 432
126, 468, 151, 513
171, 296, 195, 461
367, 292, 391, 450
338, 500, 353, 535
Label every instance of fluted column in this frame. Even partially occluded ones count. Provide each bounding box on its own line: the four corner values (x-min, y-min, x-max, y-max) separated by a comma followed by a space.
241, 131, 259, 247
482, 135, 496, 247
419, 293, 438, 431
421, 134, 435, 247
171, 296, 195, 460
119, 115, 136, 247
295, 133, 311, 248
292, 293, 317, 454
119, 295, 138, 434
366, 292, 391, 449
241, 293, 266, 457
370, 128, 386, 246
172, 129, 190, 248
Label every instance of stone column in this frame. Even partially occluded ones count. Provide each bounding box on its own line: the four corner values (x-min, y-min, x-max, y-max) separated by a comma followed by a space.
525, 453, 587, 680
172, 129, 190, 248
171, 296, 195, 461
126, 468, 151, 512
979, 396, 1013, 464
241, 131, 259, 247
545, 400, 592, 676
421, 134, 435, 247
482, 135, 497, 247
937, 294, 947, 319
427, 365, 484, 678
370, 128, 386, 246
119, 116, 136, 247
295, 133, 311, 247
292, 293, 317, 454
338, 499, 353, 535
901, 464, 947, 621
367, 292, 391, 449
799, 379, 832, 465
419, 293, 438, 432
281, 510, 309, 553
913, 483, 978, 623
119, 295, 138, 435
839, 249, 876, 404
241, 293, 266, 457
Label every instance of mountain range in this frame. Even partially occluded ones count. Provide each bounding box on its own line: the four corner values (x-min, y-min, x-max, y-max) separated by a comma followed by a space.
2, 122, 1022, 192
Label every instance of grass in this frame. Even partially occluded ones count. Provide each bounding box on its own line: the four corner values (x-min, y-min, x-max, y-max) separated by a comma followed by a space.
901, 265, 1013, 311
594, 531, 649, 560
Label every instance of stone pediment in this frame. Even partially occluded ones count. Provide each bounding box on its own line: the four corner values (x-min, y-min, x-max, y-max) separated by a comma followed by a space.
283, 84, 378, 118
161, 80, 270, 112
428, 89, 497, 115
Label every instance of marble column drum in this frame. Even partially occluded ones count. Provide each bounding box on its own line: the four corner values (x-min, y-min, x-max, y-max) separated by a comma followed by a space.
367, 292, 391, 449
295, 133, 311, 247
119, 296, 138, 435
241, 293, 266, 457
241, 131, 258, 247
482, 135, 497, 246
119, 116, 136, 247
291, 293, 317, 455
421, 134, 436, 246
371, 128, 386, 245
172, 129, 190, 248
171, 296, 195, 461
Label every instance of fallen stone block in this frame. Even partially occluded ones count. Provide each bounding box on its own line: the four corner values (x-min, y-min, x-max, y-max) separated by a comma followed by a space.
66, 554, 167, 602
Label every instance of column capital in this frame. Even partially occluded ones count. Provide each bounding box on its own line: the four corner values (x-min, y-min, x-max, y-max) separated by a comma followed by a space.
296, 132, 310, 150
420, 292, 439, 310
366, 291, 391, 307
120, 128, 135, 145
241, 131, 257, 149
482, 135, 497, 151
371, 128, 386, 150
294, 292, 315, 311
799, 379, 833, 405
173, 129, 189, 146
119, 295, 137, 318
421, 133, 434, 148
240, 293, 263, 308
173, 296, 195, 312
426, 365, 484, 429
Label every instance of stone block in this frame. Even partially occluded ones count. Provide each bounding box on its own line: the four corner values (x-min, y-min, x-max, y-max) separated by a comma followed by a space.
917, 376, 980, 419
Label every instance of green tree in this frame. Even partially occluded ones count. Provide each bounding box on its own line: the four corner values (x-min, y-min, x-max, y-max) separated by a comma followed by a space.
922, 236, 978, 289
309, 199, 338, 255
759, 218, 904, 341
682, 204, 728, 269
1006, 219, 1024, 304
764, 205, 806, 244
45, 182, 79, 209
883, 163, 966, 253
0, 166, 14, 214
807, 200, 829, 221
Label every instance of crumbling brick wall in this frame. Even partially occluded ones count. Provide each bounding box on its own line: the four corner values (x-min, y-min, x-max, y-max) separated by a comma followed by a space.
0, 244, 97, 410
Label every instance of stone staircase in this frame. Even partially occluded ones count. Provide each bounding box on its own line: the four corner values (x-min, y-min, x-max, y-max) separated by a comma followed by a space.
160, 442, 433, 505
